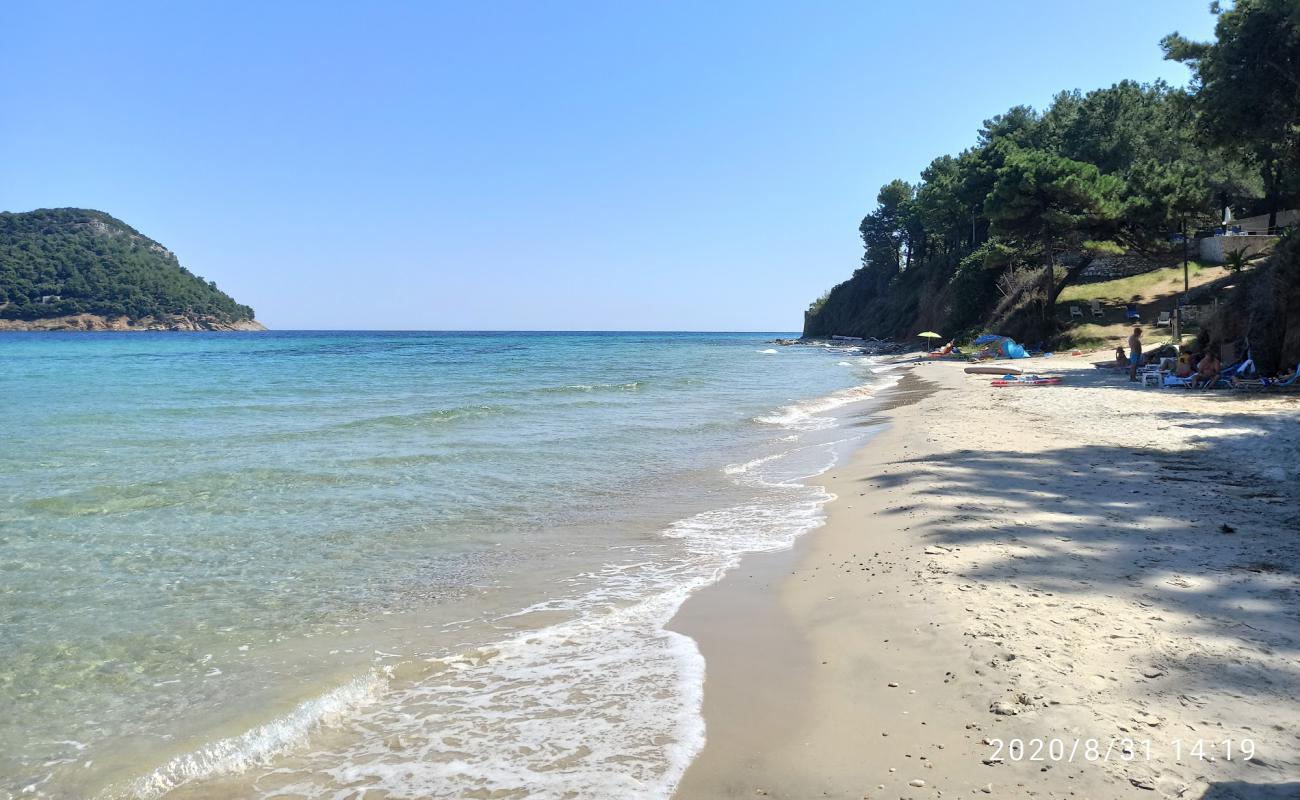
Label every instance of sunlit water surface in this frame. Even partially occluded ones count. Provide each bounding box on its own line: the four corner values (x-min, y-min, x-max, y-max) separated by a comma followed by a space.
0, 331, 895, 799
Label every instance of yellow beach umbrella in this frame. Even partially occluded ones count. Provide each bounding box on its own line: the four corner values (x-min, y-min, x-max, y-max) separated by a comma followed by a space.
917, 331, 943, 339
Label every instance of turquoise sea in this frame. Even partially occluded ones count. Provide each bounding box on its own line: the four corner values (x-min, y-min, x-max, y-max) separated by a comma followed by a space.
1, 331, 895, 799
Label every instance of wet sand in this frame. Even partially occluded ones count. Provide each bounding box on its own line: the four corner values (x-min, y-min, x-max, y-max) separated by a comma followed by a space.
671, 358, 1300, 800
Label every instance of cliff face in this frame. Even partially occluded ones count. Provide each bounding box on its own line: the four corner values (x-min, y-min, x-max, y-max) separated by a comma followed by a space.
0, 314, 268, 332
0, 208, 263, 329
803, 260, 948, 341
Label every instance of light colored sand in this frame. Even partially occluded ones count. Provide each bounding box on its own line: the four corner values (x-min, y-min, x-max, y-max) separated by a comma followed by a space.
672, 358, 1300, 800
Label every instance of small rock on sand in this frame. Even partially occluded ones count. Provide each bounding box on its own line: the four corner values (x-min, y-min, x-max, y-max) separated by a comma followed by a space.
989, 701, 1020, 716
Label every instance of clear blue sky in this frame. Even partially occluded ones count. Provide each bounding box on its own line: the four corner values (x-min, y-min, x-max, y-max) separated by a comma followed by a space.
1, 1, 1214, 331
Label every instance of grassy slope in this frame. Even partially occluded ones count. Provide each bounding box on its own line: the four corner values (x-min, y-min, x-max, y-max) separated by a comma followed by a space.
1054, 262, 1238, 349
1057, 263, 1216, 305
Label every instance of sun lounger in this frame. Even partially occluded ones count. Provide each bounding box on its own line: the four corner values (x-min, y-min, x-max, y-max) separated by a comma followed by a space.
1189, 359, 1246, 389
1070, 305, 1083, 319
1270, 370, 1300, 390
1156, 310, 1171, 327
1163, 360, 1240, 389
1250, 363, 1300, 391
1125, 304, 1140, 323
1090, 299, 1103, 318
1139, 360, 1174, 388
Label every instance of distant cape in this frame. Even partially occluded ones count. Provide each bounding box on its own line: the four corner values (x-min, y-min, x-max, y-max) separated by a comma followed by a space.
0, 313, 267, 332
0, 207, 265, 331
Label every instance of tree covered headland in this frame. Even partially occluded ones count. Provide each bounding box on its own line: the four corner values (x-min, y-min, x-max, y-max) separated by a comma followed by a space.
0, 208, 255, 323
805, 0, 1300, 369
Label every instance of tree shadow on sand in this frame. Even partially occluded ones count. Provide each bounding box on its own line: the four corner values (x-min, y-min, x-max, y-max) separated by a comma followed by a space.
860, 409, 1300, 783
1200, 781, 1300, 800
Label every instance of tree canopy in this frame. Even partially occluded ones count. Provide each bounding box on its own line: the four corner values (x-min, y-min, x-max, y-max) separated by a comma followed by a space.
805, 0, 1300, 344
1162, 0, 1300, 228
805, 79, 1237, 342
0, 208, 255, 322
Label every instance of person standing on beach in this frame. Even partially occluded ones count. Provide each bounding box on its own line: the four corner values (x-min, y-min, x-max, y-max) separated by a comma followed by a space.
1128, 327, 1143, 382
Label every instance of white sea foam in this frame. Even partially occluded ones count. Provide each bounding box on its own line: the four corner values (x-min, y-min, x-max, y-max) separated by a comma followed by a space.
216, 471, 835, 799
106, 372, 892, 800
722, 450, 792, 475
545, 381, 644, 393
757, 348, 779, 354
113, 671, 388, 800
754, 372, 899, 430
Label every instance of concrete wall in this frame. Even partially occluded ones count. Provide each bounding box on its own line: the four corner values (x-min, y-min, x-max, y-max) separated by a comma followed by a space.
1199, 234, 1277, 264
1229, 208, 1300, 234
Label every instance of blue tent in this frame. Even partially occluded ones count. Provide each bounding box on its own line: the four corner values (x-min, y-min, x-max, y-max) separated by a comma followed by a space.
974, 333, 1028, 358
1000, 339, 1028, 359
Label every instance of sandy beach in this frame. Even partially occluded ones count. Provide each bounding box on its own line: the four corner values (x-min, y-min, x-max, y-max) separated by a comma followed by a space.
671, 357, 1300, 800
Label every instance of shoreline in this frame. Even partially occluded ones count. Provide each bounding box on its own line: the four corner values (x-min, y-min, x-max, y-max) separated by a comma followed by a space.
671, 358, 1300, 799
0, 313, 266, 331
6, 333, 880, 800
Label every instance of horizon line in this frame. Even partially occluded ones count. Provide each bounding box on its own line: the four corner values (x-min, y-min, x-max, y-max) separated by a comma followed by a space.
244, 328, 805, 334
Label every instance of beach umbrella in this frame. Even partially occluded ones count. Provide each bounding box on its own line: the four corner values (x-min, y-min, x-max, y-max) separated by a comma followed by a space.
917, 331, 943, 340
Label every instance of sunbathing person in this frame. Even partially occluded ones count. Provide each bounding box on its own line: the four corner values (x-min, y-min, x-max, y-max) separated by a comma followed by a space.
1272, 365, 1298, 386
1114, 346, 1127, 370
1175, 347, 1194, 378
1191, 351, 1222, 389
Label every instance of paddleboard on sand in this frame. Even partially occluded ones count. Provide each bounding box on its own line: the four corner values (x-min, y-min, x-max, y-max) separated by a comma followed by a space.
966, 366, 1020, 375
991, 375, 1062, 387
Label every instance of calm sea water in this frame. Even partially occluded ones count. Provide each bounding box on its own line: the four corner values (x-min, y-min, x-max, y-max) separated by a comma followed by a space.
1, 331, 895, 799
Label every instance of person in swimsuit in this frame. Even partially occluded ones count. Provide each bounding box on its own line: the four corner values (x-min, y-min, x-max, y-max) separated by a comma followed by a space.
1128, 327, 1143, 382
1192, 350, 1222, 389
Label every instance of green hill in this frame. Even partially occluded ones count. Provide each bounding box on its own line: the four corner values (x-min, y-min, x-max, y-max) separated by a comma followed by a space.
0, 208, 260, 328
